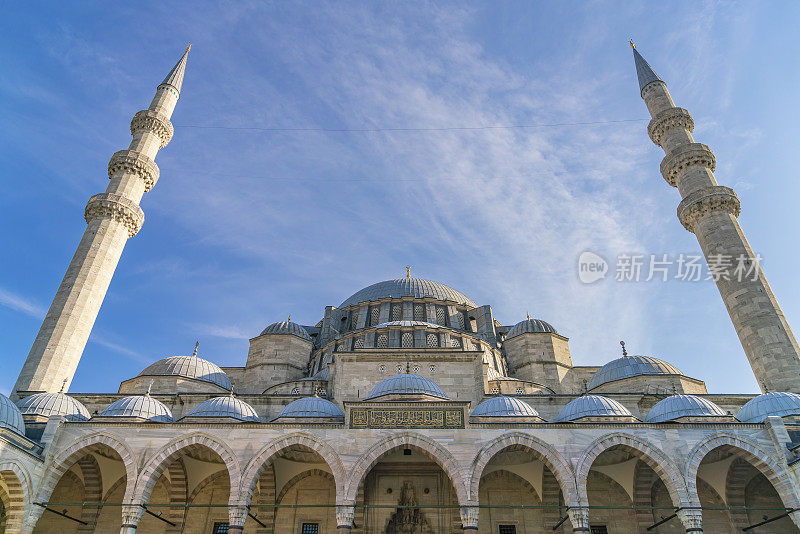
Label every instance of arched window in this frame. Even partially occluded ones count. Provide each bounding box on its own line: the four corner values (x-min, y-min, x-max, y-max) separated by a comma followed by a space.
426, 333, 438, 348
401, 332, 414, 348
377, 334, 389, 348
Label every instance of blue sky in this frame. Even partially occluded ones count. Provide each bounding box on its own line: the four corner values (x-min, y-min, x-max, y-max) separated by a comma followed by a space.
2, 2, 799, 395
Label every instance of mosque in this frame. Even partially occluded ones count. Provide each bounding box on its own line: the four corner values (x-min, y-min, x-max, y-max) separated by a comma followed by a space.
2, 43, 800, 534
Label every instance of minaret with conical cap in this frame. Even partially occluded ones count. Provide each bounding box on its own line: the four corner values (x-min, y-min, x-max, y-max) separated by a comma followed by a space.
632, 42, 800, 393
11, 47, 191, 399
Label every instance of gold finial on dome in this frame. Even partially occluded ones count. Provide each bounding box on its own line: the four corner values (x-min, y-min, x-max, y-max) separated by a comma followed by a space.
186, 43, 192, 53
406, 265, 411, 279
620, 340, 628, 357
526, 312, 531, 321
60, 378, 68, 393
629, 39, 635, 50
287, 314, 291, 322
146, 379, 154, 396
193, 341, 199, 357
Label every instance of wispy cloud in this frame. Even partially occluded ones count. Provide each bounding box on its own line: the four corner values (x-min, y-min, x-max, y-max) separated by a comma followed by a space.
0, 287, 45, 318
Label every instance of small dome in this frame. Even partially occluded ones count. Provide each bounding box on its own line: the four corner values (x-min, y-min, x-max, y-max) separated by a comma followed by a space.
646, 395, 728, 423
472, 396, 540, 418
186, 396, 260, 422
556, 395, 633, 422
275, 397, 344, 419
365, 374, 448, 400
260, 320, 313, 342
505, 318, 558, 340
16, 392, 90, 422
340, 278, 476, 308
139, 354, 231, 390
0, 394, 25, 435
737, 392, 800, 423
587, 355, 683, 390
99, 395, 173, 422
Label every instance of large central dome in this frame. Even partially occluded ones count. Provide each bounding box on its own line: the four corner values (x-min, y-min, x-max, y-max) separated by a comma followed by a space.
340, 278, 476, 308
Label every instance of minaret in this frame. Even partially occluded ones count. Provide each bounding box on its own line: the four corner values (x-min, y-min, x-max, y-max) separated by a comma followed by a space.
632, 43, 800, 393
11, 47, 190, 399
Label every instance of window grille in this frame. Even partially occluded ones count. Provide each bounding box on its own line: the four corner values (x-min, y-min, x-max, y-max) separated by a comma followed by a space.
291, 387, 300, 395
414, 305, 424, 321
451, 337, 461, 348
402, 332, 414, 348
490, 387, 499, 394
516, 387, 524, 394
370, 306, 380, 326
377, 334, 388, 348
212, 523, 229, 534
457, 312, 465, 329
590, 527, 608, 534
354, 337, 364, 349
391, 304, 402, 321
379, 364, 386, 374
426, 333, 438, 348
429, 365, 436, 374
350, 313, 359, 330
499, 526, 516, 534
436, 307, 446, 325
412, 364, 420, 373
301, 524, 319, 534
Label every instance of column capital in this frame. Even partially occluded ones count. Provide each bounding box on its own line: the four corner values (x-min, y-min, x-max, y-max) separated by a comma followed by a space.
648, 107, 694, 146
660, 142, 715, 187
677, 508, 703, 532
131, 110, 174, 148
108, 149, 160, 192
568, 507, 590, 532
459, 505, 479, 529
121, 503, 145, 527
677, 185, 740, 232
228, 505, 249, 527
336, 505, 355, 527
84, 193, 145, 237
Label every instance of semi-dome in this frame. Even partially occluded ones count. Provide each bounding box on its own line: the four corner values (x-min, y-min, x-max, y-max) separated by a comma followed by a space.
645, 394, 728, 423
260, 319, 313, 342
555, 395, 634, 422
505, 318, 558, 339
16, 392, 90, 422
0, 394, 26, 435
274, 397, 344, 419
587, 355, 683, 391
340, 278, 476, 308
472, 396, 540, 418
139, 354, 232, 390
365, 374, 448, 400
99, 395, 173, 422
185, 396, 260, 422
737, 392, 800, 423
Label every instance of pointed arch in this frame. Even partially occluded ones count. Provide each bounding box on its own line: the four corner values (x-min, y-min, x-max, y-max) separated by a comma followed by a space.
276, 469, 335, 506
0, 460, 30, 533
469, 432, 577, 505
343, 432, 468, 505
133, 432, 240, 506
239, 432, 345, 506
575, 432, 690, 508
39, 432, 137, 505
685, 433, 800, 510
76, 454, 103, 528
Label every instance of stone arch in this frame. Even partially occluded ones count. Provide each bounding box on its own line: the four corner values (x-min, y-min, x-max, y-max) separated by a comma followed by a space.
239, 432, 345, 506
39, 432, 137, 505
469, 432, 577, 505
685, 433, 800, 510
276, 469, 334, 505
575, 432, 689, 508
187, 471, 228, 505
133, 432, 240, 507
726, 457, 754, 529
0, 461, 30, 533
344, 432, 469, 505
166, 458, 188, 527
76, 454, 103, 527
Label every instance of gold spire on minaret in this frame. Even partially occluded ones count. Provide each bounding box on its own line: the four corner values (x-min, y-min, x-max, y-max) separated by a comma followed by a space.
629, 39, 635, 50
193, 341, 199, 357
186, 43, 192, 53
406, 266, 411, 279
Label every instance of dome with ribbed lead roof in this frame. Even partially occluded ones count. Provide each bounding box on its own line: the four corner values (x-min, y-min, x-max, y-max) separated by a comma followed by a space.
736, 392, 800, 423
16, 392, 90, 422
138, 350, 231, 390
99, 395, 173, 422
274, 397, 344, 420
0, 394, 26, 436
505, 318, 558, 340
555, 395, 634, 422
645, 394, 728, 422
365, 373, 448, 400
471, 396, 540, 418
587, 354, 683, 391
260, 319, 313, 341
185, 396, 259, 422
339, 278, 476, 308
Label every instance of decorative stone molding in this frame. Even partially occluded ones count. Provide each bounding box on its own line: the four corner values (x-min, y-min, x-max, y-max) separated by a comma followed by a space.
567, 507, 589, 531
336, 505, 355, 526
121, 503, 144, 526
677, 508, 703, 532
459, 505, 479, 528
659, 143, 715, 187
228, 505, 248, 527
648, 107, 694, 146
677, 186, 740, 233
130, 110, 174, 148
84, 193, 145, 237
107, 149, 160, 192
